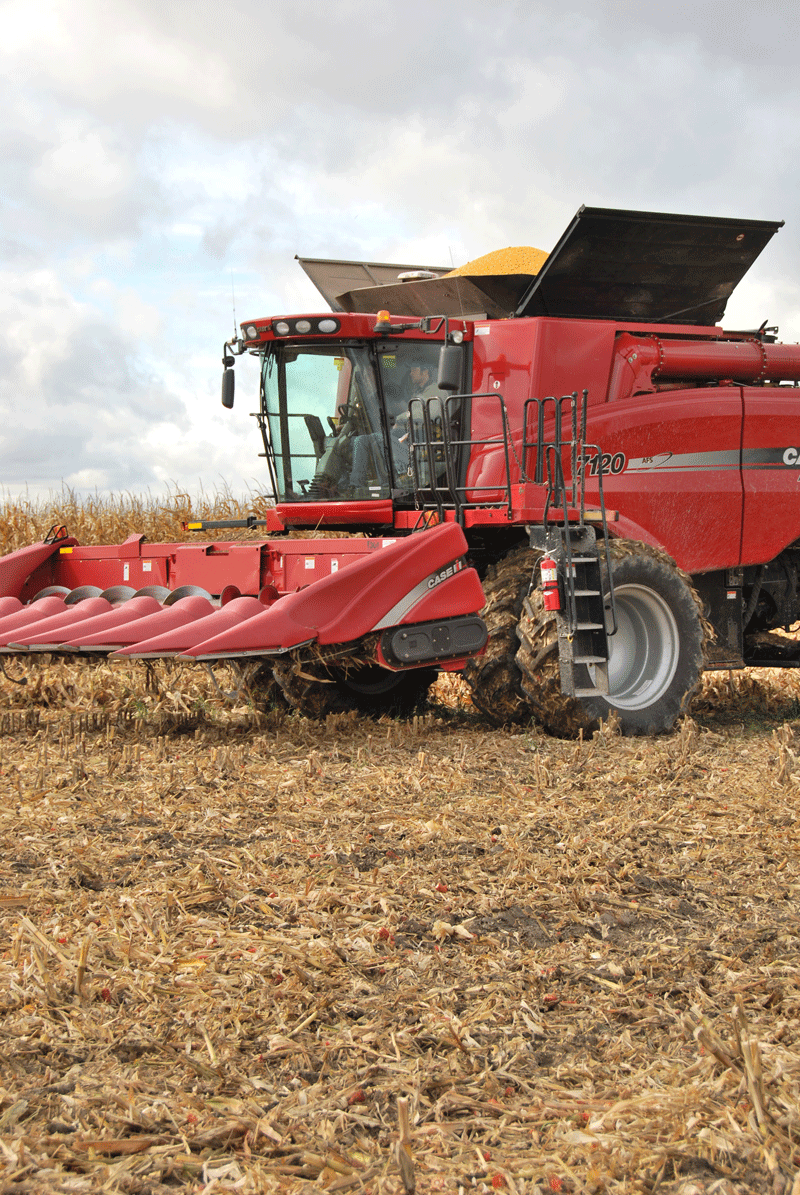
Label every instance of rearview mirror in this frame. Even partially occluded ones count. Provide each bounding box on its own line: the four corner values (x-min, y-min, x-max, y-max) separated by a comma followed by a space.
221, 369, 235, 409
437, 344, 462, 393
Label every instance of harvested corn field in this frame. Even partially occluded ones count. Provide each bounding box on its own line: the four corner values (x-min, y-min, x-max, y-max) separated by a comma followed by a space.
3, 655, 800, 1195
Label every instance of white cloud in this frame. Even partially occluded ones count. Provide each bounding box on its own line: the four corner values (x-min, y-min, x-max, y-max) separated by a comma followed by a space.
35, 128, 132, 204
1, 0, 800, 500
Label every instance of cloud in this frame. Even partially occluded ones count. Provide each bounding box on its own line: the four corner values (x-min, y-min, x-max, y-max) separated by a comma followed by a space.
0, 268, 182, 487
35, 128, 132, 206
1, 0, 800, 499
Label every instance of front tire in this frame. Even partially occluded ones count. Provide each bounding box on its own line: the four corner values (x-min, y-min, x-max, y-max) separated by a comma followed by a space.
272, 656, 436, 719
516, 541, 705, 737
462, 543, 535, 725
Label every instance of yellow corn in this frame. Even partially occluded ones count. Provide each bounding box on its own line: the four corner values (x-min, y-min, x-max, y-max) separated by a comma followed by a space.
445, 245, 548, 278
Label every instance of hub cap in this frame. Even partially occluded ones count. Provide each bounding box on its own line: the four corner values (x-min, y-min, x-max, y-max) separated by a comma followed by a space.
605, 583, 680, 710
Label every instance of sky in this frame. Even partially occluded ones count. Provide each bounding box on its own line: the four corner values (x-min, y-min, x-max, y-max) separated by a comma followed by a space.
2, 0, 800, 499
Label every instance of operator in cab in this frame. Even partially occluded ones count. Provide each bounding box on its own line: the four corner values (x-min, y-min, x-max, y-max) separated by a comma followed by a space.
349, 357, 440, 494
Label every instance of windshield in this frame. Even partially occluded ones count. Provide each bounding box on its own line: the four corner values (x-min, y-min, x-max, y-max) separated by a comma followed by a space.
261, 340, 441, 502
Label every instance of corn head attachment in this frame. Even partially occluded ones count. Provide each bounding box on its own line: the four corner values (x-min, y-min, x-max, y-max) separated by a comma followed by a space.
0, 523, 488, 712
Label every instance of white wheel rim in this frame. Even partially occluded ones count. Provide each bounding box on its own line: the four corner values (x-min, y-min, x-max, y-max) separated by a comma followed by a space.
604, 583, 680, 711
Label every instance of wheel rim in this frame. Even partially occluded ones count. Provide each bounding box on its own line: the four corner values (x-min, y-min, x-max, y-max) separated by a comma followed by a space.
603, 583, 680, 711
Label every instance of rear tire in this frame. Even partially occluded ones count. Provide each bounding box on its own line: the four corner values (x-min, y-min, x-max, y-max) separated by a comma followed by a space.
516, 541, 705, 737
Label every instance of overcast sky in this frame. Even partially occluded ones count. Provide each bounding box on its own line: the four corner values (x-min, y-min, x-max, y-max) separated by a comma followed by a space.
2, 0, 799, 499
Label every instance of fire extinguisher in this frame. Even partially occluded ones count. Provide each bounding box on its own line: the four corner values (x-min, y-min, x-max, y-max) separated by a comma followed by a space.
540, 553, 561, 611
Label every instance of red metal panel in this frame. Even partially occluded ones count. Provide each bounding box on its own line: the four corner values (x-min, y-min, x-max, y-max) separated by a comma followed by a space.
47, 544, 172, 594
71, 595, 214, 648
116, 596, 265, 657
0, 540, 76, 600
466, 318, 619, 502
397, 568, 486, 624
0, 596, 68, 643
583, 388, 744, 573
57, 595, 164, 649
26, 541, 265, 599
168, 543, 264, 596
182, 524, 470, 658
276, 499, 394, 527
277, 538, 396, 592
6, 598, 112, 648
741, 387, 800, 566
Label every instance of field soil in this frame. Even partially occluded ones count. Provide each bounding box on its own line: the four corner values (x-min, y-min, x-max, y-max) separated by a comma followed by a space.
2, 658, 800, 1195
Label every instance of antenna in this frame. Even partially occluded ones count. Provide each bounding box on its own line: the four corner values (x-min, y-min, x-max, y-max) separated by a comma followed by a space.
231, 270, 237, 340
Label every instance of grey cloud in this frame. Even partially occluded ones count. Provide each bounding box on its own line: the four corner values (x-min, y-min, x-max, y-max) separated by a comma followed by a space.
2, 427, 98, 487
0, 275, 184, 491
3, 0, 800, 497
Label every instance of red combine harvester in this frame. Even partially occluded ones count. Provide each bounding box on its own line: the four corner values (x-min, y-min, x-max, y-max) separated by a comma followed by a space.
3, 205, 800, 735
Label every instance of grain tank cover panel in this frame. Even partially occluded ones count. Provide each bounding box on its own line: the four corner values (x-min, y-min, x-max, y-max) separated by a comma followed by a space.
334, 274, 532, 319
296, 257, 451, 312
514, 206, 783, 324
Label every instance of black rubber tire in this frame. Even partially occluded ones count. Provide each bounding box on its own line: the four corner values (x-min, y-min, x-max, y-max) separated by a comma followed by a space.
272, 657, 436, 719
462, 543, 537, 725
516, 540, 705, 737
239, 661, 288, 710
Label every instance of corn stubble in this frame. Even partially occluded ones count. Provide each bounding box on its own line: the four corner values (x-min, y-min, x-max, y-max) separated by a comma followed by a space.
1, 493, 800, 1192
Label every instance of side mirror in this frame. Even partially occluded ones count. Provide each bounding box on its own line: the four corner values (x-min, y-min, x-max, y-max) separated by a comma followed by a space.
221, 369, 235, 409
437, 343, 462, 393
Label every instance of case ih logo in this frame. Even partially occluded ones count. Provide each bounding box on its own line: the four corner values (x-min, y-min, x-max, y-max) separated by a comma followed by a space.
428, 559, 464, 589
783, 448, 800, 466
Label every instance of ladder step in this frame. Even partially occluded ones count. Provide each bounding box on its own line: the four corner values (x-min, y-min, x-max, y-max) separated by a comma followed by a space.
572, 655, 608, 664
573, 686, 603, 697
572, 589, 601, 597
569, 555, 598, 562
574, 621, 605, 630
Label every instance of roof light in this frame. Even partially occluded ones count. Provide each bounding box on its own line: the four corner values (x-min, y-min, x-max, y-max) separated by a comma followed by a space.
318, 318, 339, 333
245, 325, 259, 339
274, 320, 291, 335
374, 310, 392, 334
295, 319, 311, 333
